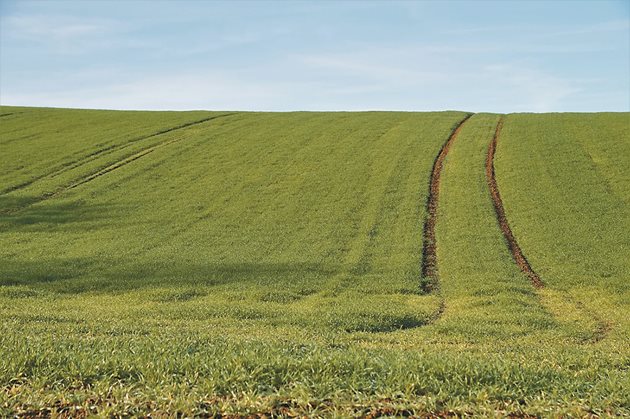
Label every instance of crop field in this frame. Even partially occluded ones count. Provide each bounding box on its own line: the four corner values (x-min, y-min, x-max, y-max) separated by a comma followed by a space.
0, 106, 628, 416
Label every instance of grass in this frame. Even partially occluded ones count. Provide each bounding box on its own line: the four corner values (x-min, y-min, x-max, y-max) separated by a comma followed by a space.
495, 113, 630, 343
0, 106, 628, 416
435, 113, 553, 339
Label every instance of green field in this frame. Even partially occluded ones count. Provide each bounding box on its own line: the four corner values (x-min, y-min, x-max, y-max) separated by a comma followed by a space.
1, 106, 628, 416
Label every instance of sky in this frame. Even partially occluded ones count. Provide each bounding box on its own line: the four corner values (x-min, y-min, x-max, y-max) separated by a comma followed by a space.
0, 0, 629, 112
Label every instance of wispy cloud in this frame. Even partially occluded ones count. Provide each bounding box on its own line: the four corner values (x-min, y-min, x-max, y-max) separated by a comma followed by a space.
482, 64, 582, 112
439, 19, 629, 37
0, 14, 149, 54
1, 1, 627, 112
0, 52, 588, 113
4, 14, 115, 40
296, 52, 450, 85
546, 19, 630, 37
1, 72, 294, 111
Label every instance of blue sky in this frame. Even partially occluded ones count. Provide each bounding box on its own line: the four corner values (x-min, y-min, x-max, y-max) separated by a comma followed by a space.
1, 0, 628, 112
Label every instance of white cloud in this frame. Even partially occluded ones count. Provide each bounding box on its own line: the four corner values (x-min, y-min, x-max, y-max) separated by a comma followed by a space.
0, 57, 588, 113
297, 53, 449, 85
0, 30, 620, 112
1, 72, 295, 110
0, 14, 148, 54
439, 19, 630, 38
3, 14, 115, 41
547, 19, 630, 37
481, 64, 582, 112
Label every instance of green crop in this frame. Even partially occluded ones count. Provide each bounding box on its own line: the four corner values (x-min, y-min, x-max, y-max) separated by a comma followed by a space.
0, 106, 628, 416
495, 113, 630, 343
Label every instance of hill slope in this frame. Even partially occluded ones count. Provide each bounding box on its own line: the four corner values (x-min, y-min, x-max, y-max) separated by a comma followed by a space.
1, 106, 628, 416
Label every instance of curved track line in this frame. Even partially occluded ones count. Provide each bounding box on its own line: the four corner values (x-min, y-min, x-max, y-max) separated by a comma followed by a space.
1, 113, 237, 196
0, 113, 238, 215
572, 298, 612, 343
421, 113, 473, 293
59, 113, 238, 193
486, 117, 610, 342
485, 117, 543, 289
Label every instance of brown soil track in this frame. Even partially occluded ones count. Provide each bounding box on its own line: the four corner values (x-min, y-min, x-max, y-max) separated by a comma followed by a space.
421, 113, 473, 292
485, 117, 543, 289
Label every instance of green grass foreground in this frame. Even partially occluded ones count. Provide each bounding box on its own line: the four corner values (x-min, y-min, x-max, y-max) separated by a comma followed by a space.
0, 106, 628, 416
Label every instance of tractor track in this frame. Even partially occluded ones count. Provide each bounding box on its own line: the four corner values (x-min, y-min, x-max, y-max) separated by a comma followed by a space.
0, 113, 238, 215
486, 117, 610, 342
63, 112, 237, 191
573, 298, 612, 343
485, 117, 543, 289
421, 113, 473, 293
1, 113, 237, 196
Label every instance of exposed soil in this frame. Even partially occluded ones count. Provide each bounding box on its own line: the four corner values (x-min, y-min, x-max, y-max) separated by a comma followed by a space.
485, 118, 543, 289
421, 113, 473, 292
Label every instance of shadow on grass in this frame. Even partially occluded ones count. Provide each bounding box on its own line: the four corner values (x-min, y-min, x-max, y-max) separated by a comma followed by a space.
0, 256, 340, 295
0, 196, 340, 293
0, 196, 124, 232
0, 258, 437, 333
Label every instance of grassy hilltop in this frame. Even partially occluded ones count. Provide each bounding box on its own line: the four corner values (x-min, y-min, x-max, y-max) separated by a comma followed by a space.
0, 106, 628, 416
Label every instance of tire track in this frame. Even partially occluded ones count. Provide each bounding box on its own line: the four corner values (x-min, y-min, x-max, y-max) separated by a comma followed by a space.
1, 113, 238, 215
486, 117, 610, 342
571, 298, 612, 343
421, 113, 473, 293
485, 117, 543, 288
1, 113, 237, 196
58, 113, 239, 194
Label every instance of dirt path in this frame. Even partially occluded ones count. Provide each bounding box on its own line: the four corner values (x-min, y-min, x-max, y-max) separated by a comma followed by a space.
421, 113, 473, 292
485, 117, 543, 288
